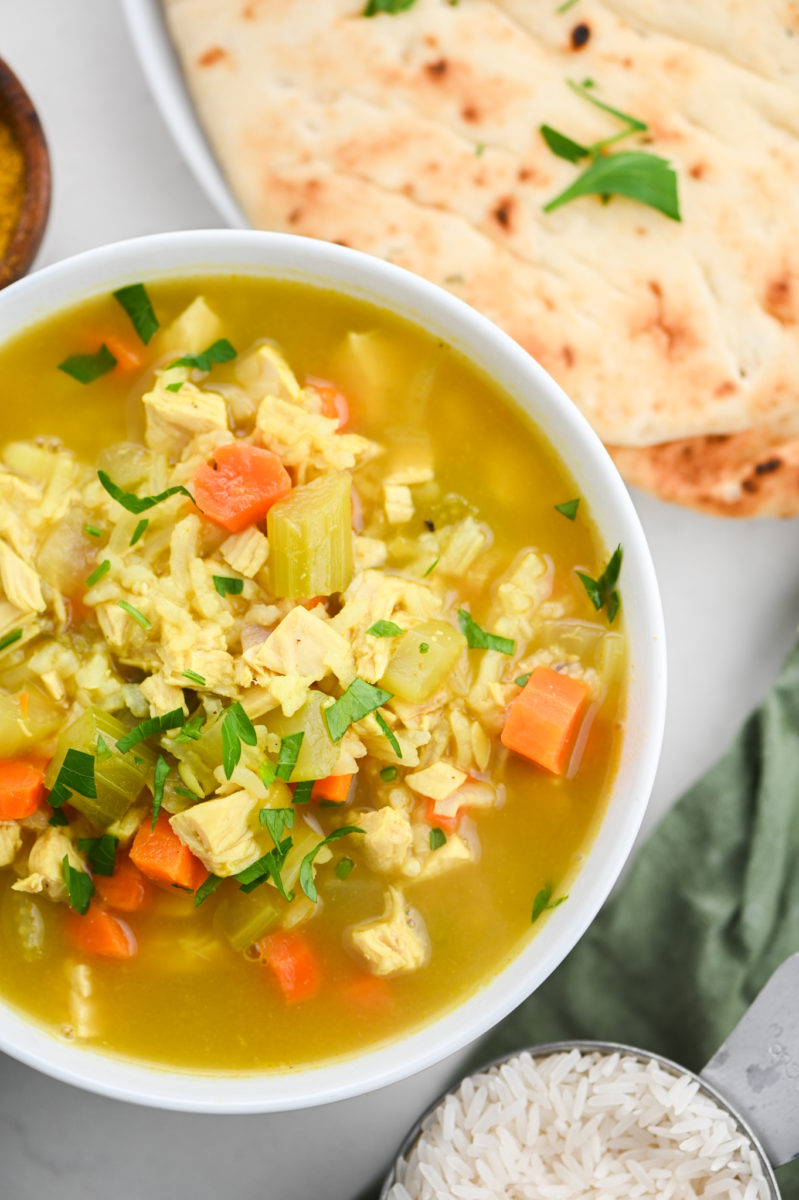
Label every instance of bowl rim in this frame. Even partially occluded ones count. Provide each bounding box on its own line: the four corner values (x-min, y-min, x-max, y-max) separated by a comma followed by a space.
0, 56, 51, 289
0, 229, 667, 1112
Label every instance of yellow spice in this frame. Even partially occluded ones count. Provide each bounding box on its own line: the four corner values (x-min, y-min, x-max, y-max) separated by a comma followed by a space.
0, 121, 25, 258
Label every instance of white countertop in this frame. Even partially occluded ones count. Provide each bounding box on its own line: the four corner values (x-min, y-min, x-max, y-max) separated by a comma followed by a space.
2, 2, 798, 1196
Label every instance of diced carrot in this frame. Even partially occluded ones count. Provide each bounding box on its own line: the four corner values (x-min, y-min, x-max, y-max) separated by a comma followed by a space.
193, 442, 292, 533
424, 796, 463, 834
0, 759, 46, 820
66, 901, 137, 959
94, 855, 151, 912
340, 971, 392, 1015
130, 810, 209, 891
104, 335, 143, 372
257, 929, 321, 1005
311, 773, 354, 805
299, 595, 326, 611
306, 376, 349, 429
501, 666, 590, 775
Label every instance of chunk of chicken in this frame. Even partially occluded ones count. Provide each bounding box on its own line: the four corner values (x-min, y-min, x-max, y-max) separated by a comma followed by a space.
220, 526, 269, 578
406, 762, 468, 802
170, 791, 263, 877
348, 886, 429, 977
383, 483, 414, 525
13, 828, 87, 903
0, 820, 21, 867
246, 605, 353, 686
0, 539, 45, 613
356, 807, 413, 874
143, 381, 229, 457
235, 344, 302, 403
415, 833, 474, 881
255, 395, 373, 480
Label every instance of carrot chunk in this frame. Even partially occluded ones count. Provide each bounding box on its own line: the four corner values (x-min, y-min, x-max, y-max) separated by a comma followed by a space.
306, 376, 349, 429
311, 773, 354, 805
130, 811, 209, 891
501, 666, 590, 775
103, 334, 143, 372
193, 442, 292, 534
257, 929, 321, 1005
94, 855, 151, 912
0, 760, 46, 819
66, 901, 137, 959
340, 971, 392, 1015
424, 796, 463, 834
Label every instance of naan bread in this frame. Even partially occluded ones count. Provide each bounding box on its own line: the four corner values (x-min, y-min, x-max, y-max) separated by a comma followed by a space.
163, 0, 799, 513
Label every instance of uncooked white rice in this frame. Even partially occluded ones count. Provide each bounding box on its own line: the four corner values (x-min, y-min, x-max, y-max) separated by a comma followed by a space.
387, 1049, 772, 1200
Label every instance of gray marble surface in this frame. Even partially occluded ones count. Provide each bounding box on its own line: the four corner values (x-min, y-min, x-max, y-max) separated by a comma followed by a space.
2, 2, 799, 1196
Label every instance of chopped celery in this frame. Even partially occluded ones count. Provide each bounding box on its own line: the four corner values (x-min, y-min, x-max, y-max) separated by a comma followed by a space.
166, 716, 224, 796
265, 691, 338, 782
45, 708, 156, 829
268, 472, 353, 598
214, 886, 284, 952
0, 685, 63, 758
380, 619, 467, 703
597, 632, 625, 689
95, 442, 153, 491
2, 891, 46, 962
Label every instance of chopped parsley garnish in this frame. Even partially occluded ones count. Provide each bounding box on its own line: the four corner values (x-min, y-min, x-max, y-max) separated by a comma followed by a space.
168, 338, 237, 372
95, 734, 112, 763
152, 754, 170, 829
130, 518, 148, 547
556, 0, 580, 12
194, 874, 223, 907
275, 731, 304, 781
577, 544, 622, 623
555, 498, 580, 521
213, 575, 244, 598
259, 806, 294, 845
514, 673, 531, 688
423, 558, 439, 578
567, 79, 646, 133
540, 126, 589, 164
292, 780, 314, 805
375, 710, 401, 758
112, 282, 159, 344
174, 786, 199, 802
174, 712, 204, 742
457, 609, 515, 655
85, 559, 111, 588
532, 882, 569, 924
236, 837, 293, 900
324, 678, 394, 743
0, 628, 22, 653
50, 748, 96, 808
97, 470, 195, 515
84, 524, 102, 539
429, 827, 447, 851
419, 642, 430, 654
117, 708, 185, 755
182, 670, 206, 687
335, 856, 354, 880
48, 808, 69, 827
117, 599, 151, 630
366, 620, 403, 638
380, 765, 398, 782
165, 381, 184, 393
299, 826, 364, 903
363, 0, 417, 13
221, 701, 258, 778
77, 834, 118, 877
62, 856, 94, 915
58, 344, 117, 384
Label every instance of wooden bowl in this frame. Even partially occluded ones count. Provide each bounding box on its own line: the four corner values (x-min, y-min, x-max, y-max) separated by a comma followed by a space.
0, 58, 51, 289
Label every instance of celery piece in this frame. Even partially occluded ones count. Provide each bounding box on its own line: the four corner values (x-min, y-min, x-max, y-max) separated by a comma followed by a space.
265, 691, 338, 782
45, 708, 156, 829
1, 891, 46, 962
167, 716, 224, 795
380, 619, 467, 703
214, 886, 284, 952
268, 471, 353, 598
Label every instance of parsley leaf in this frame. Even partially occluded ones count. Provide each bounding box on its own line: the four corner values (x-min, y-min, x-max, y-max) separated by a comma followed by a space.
236, 837, 294, 900
375, 710, 401, 758
130, 518, 148, 546
174, 712, 204, 743
366, 620, 403, 637
116, 708, 185, 755
117, 599, 151, 629
544, 150, 680, 221
380, 765, 398, 782
423, 558, 439, 578
95, 734, 112, 763
292, 780, 314, 805
221, 701, 257, 778
577, 543, 623, 623
62, 856, 94, 915
182, 669, 206, 687
514, 673, 531, 688
165, 381, 184, 393
555, 498, 580, 520
194, 874, 223, 907
85, 560, 110, 588
97, 470, 194, 515
50, 749, 96, 808
84, 524, 102, 539
532, 882, 569, 924
48, 808, 69, 827
429, 827, 447, 851
152, 754, 170, 829
298, 826, 364, 903
324, 678, 393, 743
275, 731, 304, 781
174, 786, 199, 802
259, 806, 294, 846
335, 856, 354, 880
168, 338, 237, 372
567, 78, 646, 133
0, 628, 21, 653
112, 283, 159, 344
363, 0, 416, 13
77, 834, 118, 877
457, 609, 515, 655
58, 345, 117, 384
213, 575, 244, 598
540, 125, 590, 164
556, 0, 580, 11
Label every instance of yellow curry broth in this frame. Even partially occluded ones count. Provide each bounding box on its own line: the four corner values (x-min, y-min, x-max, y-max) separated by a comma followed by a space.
0, 278, 622, 1070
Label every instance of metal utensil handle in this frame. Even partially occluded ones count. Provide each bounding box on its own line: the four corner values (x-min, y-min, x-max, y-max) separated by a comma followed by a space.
701, 952, 799, 1168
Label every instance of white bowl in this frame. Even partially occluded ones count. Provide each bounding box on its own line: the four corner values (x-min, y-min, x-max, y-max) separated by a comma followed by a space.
0, 230, 666, 1112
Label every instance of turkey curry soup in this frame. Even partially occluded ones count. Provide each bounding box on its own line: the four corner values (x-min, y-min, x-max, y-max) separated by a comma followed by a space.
0, 277, 625, 1071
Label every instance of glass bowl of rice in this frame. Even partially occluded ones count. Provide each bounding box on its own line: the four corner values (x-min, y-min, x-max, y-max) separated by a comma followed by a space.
382, 1041, 779, 1200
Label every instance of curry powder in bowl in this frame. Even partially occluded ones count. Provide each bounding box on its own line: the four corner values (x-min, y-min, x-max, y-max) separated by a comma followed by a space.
0, 58, 50, 288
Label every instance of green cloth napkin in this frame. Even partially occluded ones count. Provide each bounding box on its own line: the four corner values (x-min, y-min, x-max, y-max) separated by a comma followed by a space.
475, 636, 799, 1196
